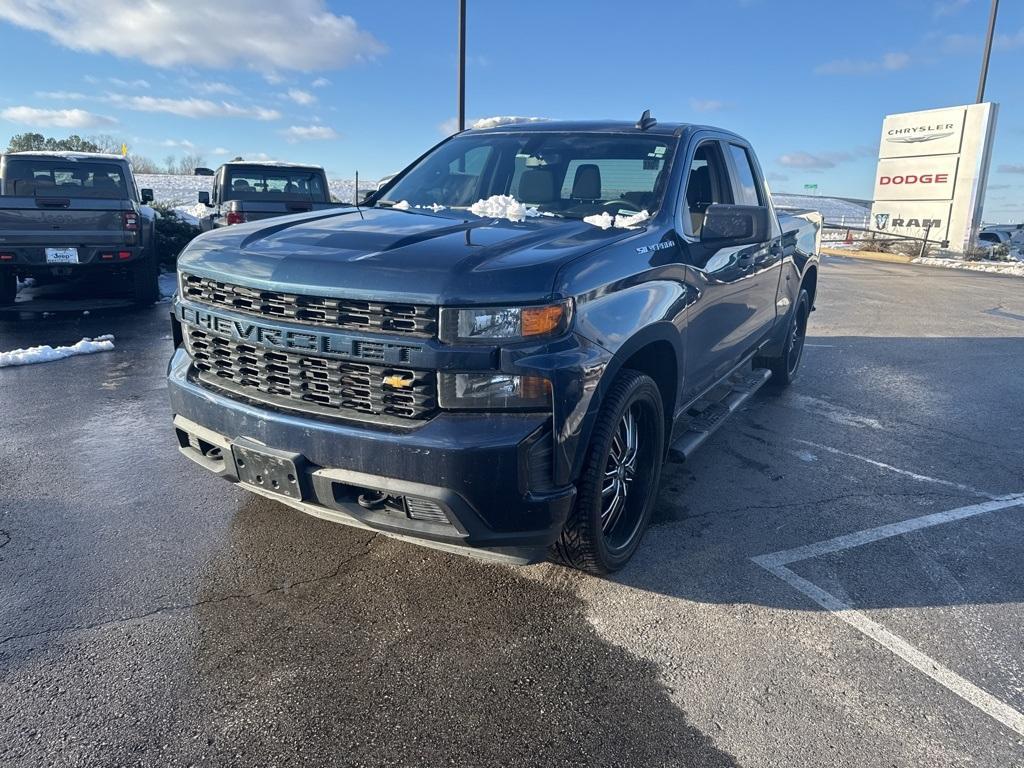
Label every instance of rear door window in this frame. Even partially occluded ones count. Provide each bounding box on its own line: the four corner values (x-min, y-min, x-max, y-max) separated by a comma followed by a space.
726, 144, 763, 206
223, 167, 327, 201
3, 159, 128, 198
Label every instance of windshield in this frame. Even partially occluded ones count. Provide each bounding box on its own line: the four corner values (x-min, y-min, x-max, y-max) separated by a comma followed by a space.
380, 132, 676, 219
223, 166, 327, 202
2, 158, 129, 198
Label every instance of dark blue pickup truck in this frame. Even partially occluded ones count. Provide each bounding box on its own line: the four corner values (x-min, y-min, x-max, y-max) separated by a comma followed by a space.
168, 115, 820, 574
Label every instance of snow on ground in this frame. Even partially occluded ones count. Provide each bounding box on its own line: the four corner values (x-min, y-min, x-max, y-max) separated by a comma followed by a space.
773, 194, 871, 226
158, 272, 178, 302
136, 173, 372, 223
469, 195, 539, 222
0, 335, 115, 368
912, 256, 1024, 277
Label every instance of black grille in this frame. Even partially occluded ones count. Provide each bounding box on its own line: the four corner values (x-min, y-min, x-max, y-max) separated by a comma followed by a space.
181, 273, 437, 337
186, 327, 437, 421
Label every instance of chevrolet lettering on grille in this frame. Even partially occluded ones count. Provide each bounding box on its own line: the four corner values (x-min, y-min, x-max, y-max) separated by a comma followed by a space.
178, 304, 425, 365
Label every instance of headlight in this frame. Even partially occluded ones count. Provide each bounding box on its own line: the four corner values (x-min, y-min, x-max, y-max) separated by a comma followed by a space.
440, 299, 572, 343
438, 372, 551, 410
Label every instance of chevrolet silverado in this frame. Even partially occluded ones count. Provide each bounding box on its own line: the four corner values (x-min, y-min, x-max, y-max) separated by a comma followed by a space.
168, 115, 820, 574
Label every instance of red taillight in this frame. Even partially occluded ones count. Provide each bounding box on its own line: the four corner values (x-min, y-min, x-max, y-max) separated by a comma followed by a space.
123, 211, 138, 231
0, 253, 14, 261
118, 250, 132, 260
225, 210, 246, 226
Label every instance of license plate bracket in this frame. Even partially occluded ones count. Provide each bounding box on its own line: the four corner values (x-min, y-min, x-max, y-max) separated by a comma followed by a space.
231, 439, 308, 501
45, 247, 79, 264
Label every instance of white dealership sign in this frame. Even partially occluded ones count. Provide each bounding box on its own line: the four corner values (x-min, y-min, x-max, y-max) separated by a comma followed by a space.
870, 103, 998, 251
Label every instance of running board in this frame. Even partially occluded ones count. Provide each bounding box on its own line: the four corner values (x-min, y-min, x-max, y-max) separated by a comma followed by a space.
668, 368, 772, 463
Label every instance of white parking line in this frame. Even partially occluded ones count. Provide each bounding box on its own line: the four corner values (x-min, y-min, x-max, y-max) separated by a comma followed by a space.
794, 439, 997, 499
753, 494, 1024, 738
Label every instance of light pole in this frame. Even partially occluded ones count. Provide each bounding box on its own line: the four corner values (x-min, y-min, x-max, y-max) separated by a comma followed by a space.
458, 0, 466, 131
976, 0, 999, 103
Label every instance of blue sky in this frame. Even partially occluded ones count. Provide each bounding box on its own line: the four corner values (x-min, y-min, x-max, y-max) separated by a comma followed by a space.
0, 0, 1021, 219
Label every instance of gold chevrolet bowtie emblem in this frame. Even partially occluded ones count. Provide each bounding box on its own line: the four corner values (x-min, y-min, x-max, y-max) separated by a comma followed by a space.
383, 374, 413, 389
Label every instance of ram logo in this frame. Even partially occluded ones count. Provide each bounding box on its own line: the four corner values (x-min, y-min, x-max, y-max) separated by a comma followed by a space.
875, 213, 890, 230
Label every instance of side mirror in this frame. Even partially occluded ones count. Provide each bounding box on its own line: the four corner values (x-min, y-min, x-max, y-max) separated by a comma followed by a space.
140, 188, 154, 203
198, 191, 211, 206
194, 167, 215, 177
700, 204, 769, 246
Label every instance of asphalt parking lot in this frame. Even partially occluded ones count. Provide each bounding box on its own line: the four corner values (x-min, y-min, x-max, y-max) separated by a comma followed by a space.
1, 256, 1023, 767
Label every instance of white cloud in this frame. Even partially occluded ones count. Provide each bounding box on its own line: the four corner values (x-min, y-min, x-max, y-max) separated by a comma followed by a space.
191, 81, 239, 96
281, 125, 339, 142
0, 0, 386, 72
286, 88, 316, 106
108, 77, 150, 88
311, 77, 330, 88
689, 98, 725, 113
212, 147, 231, 155
161, 139, 197, 149
34, 90, 87, 100
106, 94, 280, 121
998, 164, 1024, 174
0, 105, 116, 128
815, 51, 910, 75
439, 117, 460, 135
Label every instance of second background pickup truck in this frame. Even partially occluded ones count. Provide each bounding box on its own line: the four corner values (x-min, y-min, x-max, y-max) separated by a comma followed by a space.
194, 160, 338, 231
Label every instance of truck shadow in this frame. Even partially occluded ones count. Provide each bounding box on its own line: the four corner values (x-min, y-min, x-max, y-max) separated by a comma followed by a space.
177, 494, 740, 767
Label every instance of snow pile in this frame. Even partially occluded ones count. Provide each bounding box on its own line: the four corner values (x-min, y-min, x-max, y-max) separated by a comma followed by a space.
0, 335, 115, 369
392, 200, 411, 210
912, 256, 1024, 277
583, 212, 615, 230
471, 116, 549, 130
158, 272, 178, 301
469, 195, 540, 222
584, 209, 651, 230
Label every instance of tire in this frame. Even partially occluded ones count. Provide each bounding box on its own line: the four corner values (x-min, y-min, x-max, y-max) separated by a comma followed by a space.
0, 269, 16, 306
552, 369, 665, 574
759, 288, 810, 389
131, 255, 160, 306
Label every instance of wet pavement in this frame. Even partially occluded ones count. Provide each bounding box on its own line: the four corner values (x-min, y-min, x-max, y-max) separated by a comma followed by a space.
1, 256, 1023, 766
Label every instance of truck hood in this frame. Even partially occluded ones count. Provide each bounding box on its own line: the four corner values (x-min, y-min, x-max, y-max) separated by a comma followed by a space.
177, 206, 637, 305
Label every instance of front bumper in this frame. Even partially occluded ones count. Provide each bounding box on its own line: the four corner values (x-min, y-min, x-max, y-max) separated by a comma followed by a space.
168, 348, 576, 563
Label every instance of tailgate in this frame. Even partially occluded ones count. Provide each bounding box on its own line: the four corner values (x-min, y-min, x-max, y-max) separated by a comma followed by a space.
0, 197, 132, 246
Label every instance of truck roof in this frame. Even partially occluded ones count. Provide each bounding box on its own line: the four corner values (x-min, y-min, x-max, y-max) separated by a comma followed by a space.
6, 150, 128, 162
221, 160, 324, 170
462, 119, 726, 138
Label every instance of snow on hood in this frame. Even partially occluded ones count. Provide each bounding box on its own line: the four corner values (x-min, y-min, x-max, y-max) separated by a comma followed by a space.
471, 116, 549, 130
0, 335, 115, 368
584, 209, 651, 230
469, 195, 540, 223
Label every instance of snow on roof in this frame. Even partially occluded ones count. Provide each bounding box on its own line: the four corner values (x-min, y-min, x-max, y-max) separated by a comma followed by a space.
221, 160, 324, 169
8, 151, 126, 161
470, 116, 550, 130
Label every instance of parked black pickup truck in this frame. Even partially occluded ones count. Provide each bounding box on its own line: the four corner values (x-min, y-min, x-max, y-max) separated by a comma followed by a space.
0, 152, 158, 306
194, 161, 337, 232
169, 116, 820, 574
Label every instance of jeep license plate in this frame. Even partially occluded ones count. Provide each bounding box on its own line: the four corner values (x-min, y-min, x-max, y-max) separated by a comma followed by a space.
231, 441, 306, 501
45, 247, 79, 264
